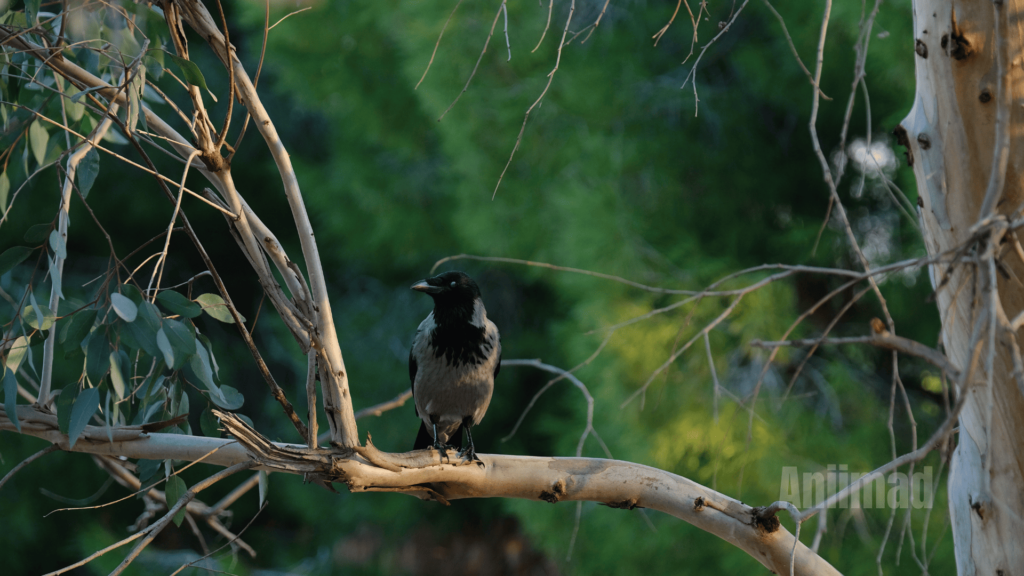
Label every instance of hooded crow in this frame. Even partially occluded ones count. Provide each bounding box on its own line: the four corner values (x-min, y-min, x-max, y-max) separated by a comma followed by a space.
410, 271, 501, 461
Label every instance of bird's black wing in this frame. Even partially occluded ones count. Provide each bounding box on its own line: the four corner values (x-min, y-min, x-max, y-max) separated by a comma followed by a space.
409, 348, 418, 416
494, 347, 501, 379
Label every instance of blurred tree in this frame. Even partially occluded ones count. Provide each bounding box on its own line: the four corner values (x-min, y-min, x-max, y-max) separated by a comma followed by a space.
3, 0, 1011, 574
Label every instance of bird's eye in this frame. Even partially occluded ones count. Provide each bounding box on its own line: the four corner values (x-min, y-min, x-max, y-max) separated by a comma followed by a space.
450, 281, 457, 288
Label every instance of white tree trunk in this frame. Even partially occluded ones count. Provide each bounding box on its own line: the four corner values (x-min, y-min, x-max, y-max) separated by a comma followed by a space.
900, 1, 1024, 573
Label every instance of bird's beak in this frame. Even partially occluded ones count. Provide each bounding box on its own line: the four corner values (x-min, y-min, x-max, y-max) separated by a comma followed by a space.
411, 280, 442, 294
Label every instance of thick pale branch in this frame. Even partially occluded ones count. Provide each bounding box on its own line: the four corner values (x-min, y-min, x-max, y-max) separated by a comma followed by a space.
163, 0, 359, 447
2, 406, 839, 575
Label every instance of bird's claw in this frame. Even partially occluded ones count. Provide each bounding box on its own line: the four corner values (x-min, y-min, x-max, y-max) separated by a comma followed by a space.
431, 441, 456, 463
458, 446, 483, 466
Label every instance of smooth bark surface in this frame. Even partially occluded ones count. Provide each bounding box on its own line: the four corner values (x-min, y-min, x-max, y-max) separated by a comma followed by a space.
1, 406, 839, 576
900, 1, 1024, 573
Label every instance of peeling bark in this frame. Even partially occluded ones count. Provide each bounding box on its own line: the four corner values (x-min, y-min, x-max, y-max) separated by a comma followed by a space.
899, 1, 1024, 573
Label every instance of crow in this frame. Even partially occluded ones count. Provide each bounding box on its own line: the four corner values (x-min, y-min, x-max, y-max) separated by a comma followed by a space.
409, 271, 501, 462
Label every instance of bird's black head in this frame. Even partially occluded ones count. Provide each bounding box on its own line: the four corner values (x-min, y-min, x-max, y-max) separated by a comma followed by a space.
411, 271, 481, 303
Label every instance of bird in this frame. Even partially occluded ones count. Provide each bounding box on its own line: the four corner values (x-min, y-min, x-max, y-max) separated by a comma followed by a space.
409, 270, 501, 462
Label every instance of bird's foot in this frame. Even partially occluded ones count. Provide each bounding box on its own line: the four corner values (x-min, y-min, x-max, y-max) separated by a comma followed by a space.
458, 445, 484, 466
431, 441, 456, 463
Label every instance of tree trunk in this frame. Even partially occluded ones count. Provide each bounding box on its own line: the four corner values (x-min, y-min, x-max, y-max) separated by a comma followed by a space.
900, 1, 1024, 573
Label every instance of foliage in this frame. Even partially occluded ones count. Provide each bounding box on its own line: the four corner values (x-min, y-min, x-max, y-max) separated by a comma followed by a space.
0, 0, 955, 574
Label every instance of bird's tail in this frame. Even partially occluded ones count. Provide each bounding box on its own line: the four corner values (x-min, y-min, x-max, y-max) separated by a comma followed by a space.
413, 422, 462, 451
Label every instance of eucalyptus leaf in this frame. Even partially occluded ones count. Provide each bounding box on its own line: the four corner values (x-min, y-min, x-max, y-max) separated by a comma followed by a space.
65, 85, 85, 121
3, 368, 20, 433
108, 351, 125, 400
85, 332, 110, 384
258, 471, 268, 507
199, 406, 220, 438
60, 309, 97, 345
24, 223, 51, 244
23, 302, 55, 331
214, 385, 244, 410
48, 230, 66, 259
4, 336, 29, 374
69, 85, 104, 104
110, 292, 138, 322
0, 246, 32, 276
168, 54, 209, 92
121, 284, 144, 305
136, 459, 161, 483
68, 387, 100, 448
25, 0, 39, 26
0, 170, 9, 213
156, 327, 174, 367
165, 476, 187, 527
77, 148, 99, 198
47, 255, 63, 301
156, 290, 201, 318
57, 384, 78, 434
195, 293, 242, 324
29, 119, 48, 165
163, 319, 196, 358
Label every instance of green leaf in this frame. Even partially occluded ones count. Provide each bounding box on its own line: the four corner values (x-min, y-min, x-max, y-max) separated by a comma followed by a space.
65, 85, 85, 122
0, 246, 32, 276
68, 387, 99, 448
168, 54, 209, 92
156, 327, 174, 367
136, 459, 161, 483
25, 0, 39, 26
199, 406, 220, 438
162, 319, 196, 358
47, 255, 63, 301
24, 223, 51, 244
85, 332, 110, 384
29, 119, 48, 166
195, 293, 242, 324
188, 344, 216, 392
48, 230, 66, 259
175, 389, 189, 417
215, 385, 244, 410
121, 284, 144, 305
23, 302, 55, 331
110, 292, 138, 322
258, 470, 268, 507
124, 301, 161, 357
108, 351, 125, 400
5, 335, 29, 374
77, 148, 99, 198
60, 309, 97, 345
127, 74, 141, 134
156, 290, 201, 318
165, 476, 188, 527
0, 170, 9, 213
69, 85, 104, 104
145, 53, 164, 82
57, 384, 78, 434
3, 368, 20, 433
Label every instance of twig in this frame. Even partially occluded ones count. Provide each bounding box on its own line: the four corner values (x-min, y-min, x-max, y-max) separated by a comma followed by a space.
749, 333, 959, 379
0, 444, 60, 491
492, 0, 575, 199
415, 0, 466, 89
109, 461, 257, 575
501, 358, 611, 458
532, 0, 554, 52
267, 7, 312, 31
438, 1, 505, 121
680, 0, 750, 116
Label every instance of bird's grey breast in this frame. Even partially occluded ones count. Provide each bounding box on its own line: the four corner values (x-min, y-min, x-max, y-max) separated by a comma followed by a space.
412, 310, 500, 427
